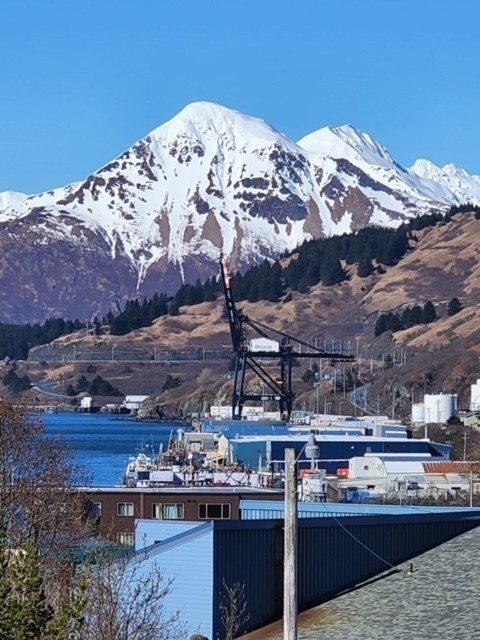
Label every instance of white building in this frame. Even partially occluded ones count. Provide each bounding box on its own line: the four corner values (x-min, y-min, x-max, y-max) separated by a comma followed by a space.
123, 395, 149, 411
80, 396, 93, 411
470, 379, 480, 411
342, 456, 475, 496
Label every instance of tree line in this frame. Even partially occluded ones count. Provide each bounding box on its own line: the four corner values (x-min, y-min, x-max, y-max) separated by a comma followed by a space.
374, 297, 463, 336
65, 374, 123, 397
0, 202, 477, 355
0, 317, 84, 361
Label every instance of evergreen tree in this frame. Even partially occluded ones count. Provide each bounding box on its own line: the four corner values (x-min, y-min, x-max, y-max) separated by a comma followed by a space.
2, 369, 31, 395
76, 375, 89, 393
109, 315, 131, 336
409, 304, 423, 326
357, 256, 374, 278
422, 301, 437, 324
0, 541, 86, 640
447, 297, 463, 317
168, 301, 179, 316
88, 375, 122, 397
321, 257, 346, 286
161, 375, 181, 392
246, 281, 260, 302
374, 314, 388, 337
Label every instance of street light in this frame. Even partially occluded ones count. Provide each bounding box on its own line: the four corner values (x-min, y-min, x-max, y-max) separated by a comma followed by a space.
305, 433, 320, 471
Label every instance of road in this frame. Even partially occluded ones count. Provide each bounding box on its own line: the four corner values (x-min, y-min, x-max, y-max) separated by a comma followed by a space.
348, 383, 378, 415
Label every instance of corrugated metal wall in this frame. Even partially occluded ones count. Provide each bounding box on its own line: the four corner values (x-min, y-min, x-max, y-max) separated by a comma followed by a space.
211, 513, 480, 637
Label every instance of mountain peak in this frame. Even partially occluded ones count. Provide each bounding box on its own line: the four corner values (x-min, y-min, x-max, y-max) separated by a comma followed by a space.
0, 103, 479, 323
410, 158, 441, 180
151, 101, 284, 147
297, 123, 395, 168
442, 163, 469, 178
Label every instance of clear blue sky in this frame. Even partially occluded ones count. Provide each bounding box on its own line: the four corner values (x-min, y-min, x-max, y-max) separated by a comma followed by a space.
1, 0, 479, 194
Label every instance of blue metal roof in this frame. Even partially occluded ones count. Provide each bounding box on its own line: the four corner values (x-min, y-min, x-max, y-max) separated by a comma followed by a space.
125, 505, 480, 639
239, 499, 480, 518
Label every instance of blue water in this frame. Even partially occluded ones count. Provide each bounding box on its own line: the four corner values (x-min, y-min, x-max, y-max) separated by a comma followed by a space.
43, 413, 180, 486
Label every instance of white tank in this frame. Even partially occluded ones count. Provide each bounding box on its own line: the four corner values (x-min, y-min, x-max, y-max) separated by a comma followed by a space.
470, 379, 480, 411
411, 403, 425, 425
424, 393, 457, 423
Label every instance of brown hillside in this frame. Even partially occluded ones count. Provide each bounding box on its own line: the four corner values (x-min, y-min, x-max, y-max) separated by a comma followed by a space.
19, 211, 480, 417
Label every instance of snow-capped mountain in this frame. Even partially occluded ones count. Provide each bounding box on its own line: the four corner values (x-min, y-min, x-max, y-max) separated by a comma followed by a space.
410, 159, 480, 204
0, 101, 479, 323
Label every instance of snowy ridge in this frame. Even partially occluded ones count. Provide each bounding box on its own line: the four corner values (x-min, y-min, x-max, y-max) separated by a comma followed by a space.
411, 159, 480, 205
0, 101, 479, 317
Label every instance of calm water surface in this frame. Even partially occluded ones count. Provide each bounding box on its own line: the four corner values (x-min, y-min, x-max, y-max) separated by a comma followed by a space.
43, 412, 179, 485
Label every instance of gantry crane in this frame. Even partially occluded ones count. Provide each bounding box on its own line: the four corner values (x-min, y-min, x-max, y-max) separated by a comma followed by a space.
220, 257, 355, 420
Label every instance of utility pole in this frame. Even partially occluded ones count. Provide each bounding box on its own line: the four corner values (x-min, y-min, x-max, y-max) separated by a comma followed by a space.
463, 431, 468, 462
470, 464, 474, 508
284, 448, 298, 640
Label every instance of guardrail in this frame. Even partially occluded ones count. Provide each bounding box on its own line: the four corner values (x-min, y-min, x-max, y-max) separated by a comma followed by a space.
27, 345, 234, 364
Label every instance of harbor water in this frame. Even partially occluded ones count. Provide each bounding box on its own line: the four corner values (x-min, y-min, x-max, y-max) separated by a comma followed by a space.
43, 412, 178, 485
44, 413, 480, 639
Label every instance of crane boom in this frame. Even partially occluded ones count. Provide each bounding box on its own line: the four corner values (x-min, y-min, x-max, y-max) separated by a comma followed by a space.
220, 256, 242, 353
219, 257, 355, 420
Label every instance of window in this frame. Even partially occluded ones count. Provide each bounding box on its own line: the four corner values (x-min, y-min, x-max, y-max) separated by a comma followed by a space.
117, 502, 134, 516
152, 503, 185, 520
91, 501, 102, 517
363, 465, 369, 471
198, 503, 231, 520
117, 532, 134, 546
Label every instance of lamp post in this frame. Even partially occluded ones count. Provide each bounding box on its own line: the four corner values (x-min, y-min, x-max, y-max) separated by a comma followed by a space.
305, 433, 320, 471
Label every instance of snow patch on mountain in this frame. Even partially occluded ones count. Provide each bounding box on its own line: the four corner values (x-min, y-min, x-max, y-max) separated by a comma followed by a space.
0, 101, 479, 301
411, 159, 480, 205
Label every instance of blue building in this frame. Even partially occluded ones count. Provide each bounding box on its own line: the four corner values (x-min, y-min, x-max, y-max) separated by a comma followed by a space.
227, 433, 451, 474
131, 502, 480, 638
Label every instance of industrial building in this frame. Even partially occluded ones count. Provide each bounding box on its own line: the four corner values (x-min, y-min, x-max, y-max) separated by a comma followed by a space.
127, 501, 480, 639
338, 456, 478, 498
411, 392, 458, 425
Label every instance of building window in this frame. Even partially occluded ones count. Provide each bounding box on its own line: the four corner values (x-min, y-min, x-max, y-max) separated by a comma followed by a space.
117, 532, 135, 546
364, 465, 369, 471
152, 503, 185, 520
198, 503, 231, 519
91, 501, 102, 517
117, 502, 134, 517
